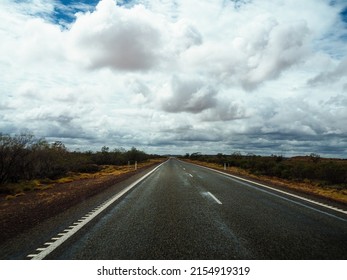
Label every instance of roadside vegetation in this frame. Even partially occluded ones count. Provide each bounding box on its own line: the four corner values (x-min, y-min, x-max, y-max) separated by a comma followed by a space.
181, 152, 347, 204
0, 132, 163, 196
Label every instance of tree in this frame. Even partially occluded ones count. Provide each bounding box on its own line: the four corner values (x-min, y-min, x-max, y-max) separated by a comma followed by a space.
309, 153, 321, 163
0, 133, 34, 184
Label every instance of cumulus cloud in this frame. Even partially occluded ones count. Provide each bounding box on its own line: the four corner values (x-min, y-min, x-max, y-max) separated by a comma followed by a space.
242, 20, 310, 90
1, 0, 347, 156
159, 76, 217, 114
64, 0, 205, 73
181, 16, 310, 90
308, 56, 347, 86
68, 0, 164, 71
200, 101, 246, 122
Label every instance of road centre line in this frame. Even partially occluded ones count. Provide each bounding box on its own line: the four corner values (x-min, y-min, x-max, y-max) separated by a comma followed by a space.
183, 160, 347, 218
207, 192, 222, 204
27, 160, 168, 260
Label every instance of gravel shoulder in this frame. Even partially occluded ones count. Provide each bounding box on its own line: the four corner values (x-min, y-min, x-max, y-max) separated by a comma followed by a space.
0, 161, 163, 243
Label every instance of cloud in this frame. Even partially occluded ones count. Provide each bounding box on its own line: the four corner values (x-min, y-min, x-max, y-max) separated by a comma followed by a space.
200, 101, 246, 122
68, 0, 164, 71
1, 0, 347, 157
308, 56, 347, 86
242, 20, 310, 90
181, 16, 310, 91
66, 0, 204, 72
159, 76, 217, 114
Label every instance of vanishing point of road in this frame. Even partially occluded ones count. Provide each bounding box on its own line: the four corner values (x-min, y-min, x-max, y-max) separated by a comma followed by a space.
1, 158, 347, 259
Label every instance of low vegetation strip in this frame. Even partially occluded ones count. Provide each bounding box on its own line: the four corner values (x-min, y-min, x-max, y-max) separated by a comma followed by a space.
0, 158, 165, 242
0, 133, 163, 195
182, 156, 347, 205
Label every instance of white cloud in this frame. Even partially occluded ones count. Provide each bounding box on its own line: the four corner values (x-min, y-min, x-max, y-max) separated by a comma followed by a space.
158, 75, 217, 114
308, 56, 347, 86
180, 13, 310, 90
1, 0, 347, 156
68, 0, 165, 71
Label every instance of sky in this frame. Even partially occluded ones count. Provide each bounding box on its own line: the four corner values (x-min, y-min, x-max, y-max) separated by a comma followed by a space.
1, 0, 347, 157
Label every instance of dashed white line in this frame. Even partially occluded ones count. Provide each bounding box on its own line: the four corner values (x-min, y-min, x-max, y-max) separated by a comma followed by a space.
184, 160, 347, 219
207, 192, 223, 204
188, 173, 193, 177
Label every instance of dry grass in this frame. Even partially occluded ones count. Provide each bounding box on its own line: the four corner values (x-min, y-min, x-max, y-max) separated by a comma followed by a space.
184, 159, 347, 205
3, 159, 164, 198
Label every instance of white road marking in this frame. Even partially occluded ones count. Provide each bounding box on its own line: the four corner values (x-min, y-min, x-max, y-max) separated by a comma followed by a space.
185, 160, 347, 219
188, 173, 193, 177
36, 248, 46, 251
28, 160, 168, 260
207, 192, 222, 204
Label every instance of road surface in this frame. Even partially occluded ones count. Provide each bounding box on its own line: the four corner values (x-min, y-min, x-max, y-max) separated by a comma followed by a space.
1, 158, 347, 259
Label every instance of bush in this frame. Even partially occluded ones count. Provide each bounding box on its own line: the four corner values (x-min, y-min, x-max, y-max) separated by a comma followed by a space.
185, 153, 347, 187
0, 132, 154, 193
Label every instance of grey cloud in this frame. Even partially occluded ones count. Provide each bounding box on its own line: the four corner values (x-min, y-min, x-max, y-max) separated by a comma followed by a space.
201, 101, 246, 122
182, 18, 310, 91
161, 76, 217, 113
181, 25, 203, 48
174, 21, 203, 52
232, 96, 347, 156
230, 0, 252, 10
84, 23, 161, 71
324, 94, 347, 107
242, 21, 310, 90
308, 56, 347, 86
223, 122, 347, 157
71, 4, 163, 71
0, 102, 13, 111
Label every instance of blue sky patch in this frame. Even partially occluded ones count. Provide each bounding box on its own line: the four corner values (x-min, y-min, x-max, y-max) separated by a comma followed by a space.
53, 0, 99, 26
340, 6, 347, 24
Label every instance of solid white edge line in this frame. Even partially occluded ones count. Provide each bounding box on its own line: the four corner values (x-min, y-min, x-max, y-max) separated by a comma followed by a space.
181, 159, 347, 216
207, 191, 222, 204
30, 160, 168, 260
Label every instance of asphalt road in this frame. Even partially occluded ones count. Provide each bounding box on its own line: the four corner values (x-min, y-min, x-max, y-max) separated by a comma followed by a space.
2, 158, 347, 259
